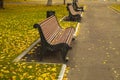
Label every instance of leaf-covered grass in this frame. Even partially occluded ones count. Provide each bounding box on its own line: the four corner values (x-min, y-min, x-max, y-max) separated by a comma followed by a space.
0, 3, 77, 79
0, 62, 61, 79
4, 0, 34, 2
111, 4, 120, 12
60, 21, 78, 29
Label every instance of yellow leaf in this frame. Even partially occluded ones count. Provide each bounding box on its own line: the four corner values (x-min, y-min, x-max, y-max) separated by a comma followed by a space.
0, 73, 3, 78
12, 71, 16, 74
28, 76, 34, 79
41, 73, 47, 78
23, 72, 27, 77
27, 66, 32, 69
12, 76, 16, 80
3, 67, 7, 69
114, 70, 117, 74
37, 77, 43, 80
45, 77, 50, 80
4, 70, 10, 73
103, 61, 106, 64
51, 68, 56, 72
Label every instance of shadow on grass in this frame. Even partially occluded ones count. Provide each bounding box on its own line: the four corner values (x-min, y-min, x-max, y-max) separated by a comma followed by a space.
20, 42, 63, 63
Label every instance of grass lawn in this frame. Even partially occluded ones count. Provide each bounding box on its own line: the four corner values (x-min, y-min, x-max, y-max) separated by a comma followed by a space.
0, 3, 77, 79
4, 0, 37, 2
111, 4, 120, 12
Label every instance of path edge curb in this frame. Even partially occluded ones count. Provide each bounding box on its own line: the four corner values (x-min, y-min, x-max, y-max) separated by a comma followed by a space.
57, 64, 67, 80
13, 38, 40, 62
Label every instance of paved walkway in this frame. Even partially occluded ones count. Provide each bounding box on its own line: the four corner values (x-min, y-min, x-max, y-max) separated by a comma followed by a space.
67, 2, 120, 80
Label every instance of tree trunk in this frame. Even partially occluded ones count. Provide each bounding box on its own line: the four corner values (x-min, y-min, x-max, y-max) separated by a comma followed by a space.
73, 0, 78, 2
47, 0, 52, 6
63, 0, 66, 5
0, 0, 3, 9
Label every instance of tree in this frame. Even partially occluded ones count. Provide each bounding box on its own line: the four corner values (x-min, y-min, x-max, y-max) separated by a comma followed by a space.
47, 0, 52, 6
0, 0, 4, 9
64, 0, 66, 5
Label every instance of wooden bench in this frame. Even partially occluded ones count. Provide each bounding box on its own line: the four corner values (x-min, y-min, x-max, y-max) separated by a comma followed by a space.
66, 3, 82, 22
33, 15, 75, 62
72, 2, 84, 12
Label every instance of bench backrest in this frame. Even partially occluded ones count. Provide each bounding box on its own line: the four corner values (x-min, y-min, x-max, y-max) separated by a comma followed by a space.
76, 2, 80, 8
38, 15, 61, 44
67, 4, 77, 15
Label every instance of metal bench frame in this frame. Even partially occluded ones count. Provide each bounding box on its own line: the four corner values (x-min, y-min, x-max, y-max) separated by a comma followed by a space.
34, 15, 75, 62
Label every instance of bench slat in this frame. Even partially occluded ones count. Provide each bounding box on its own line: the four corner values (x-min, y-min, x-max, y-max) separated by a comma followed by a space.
51, 28, 74, 46
66, 28, 75, 45
40, 16, 61, 43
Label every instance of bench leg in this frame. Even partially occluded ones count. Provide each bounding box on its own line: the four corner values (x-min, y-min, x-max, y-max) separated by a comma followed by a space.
61, 49, 68, 62
39, 47, 46, 61
60, 45, 71, 63
39, 43, 71, 62
72, 38, 75, 41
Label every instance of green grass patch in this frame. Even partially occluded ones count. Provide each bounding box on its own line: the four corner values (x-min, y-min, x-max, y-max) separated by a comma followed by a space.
0, 4, 77, 79
111, 4, 120, 12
